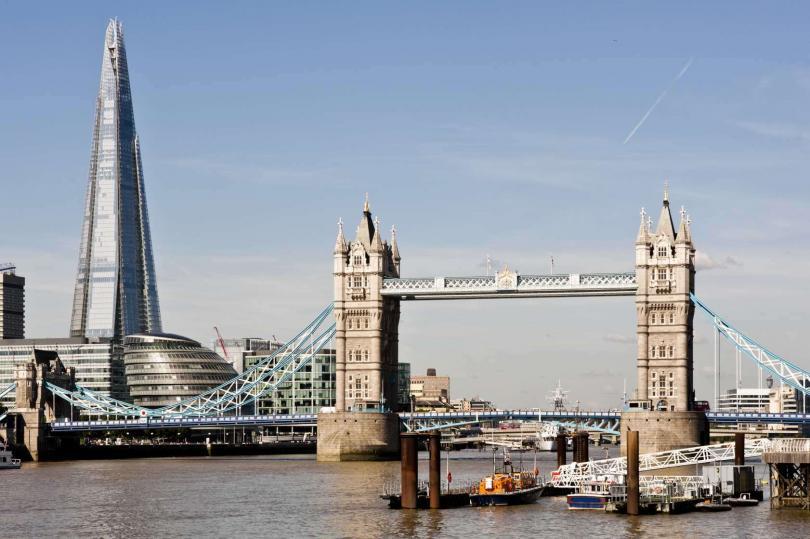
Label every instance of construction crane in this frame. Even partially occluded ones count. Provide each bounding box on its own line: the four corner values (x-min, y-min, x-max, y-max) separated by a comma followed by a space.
214, 326, 230, 361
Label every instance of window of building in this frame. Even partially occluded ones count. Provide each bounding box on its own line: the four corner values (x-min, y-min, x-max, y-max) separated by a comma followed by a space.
657, 268, 667, 280
352, 276, 363, 288
658, 246, 667, 258
658, 345, 666, 357
667, 346, 673, 357
669, 312, 674, 324
353, 255, 363, 266
651, 347, 656, 358
364, 318, 369, 329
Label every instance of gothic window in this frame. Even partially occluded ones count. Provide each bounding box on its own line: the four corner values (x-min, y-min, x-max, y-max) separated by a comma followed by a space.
363, 350, 369, 362
364, 318, 369, 329
658, 246, 667, 258
353, 255, 363, 266
667, 346, 673, 357
352, 276, 363, 288
669, 312, 674, 324
651, 347, 656, 358
657, 268, 667, 280
658, 345, 666, 357
659, 313, 665, 324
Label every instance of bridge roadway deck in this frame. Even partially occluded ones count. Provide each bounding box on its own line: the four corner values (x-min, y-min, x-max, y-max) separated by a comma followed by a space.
47, 409, 810, 432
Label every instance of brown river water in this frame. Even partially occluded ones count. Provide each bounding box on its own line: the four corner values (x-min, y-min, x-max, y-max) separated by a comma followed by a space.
3, 449, 809, 538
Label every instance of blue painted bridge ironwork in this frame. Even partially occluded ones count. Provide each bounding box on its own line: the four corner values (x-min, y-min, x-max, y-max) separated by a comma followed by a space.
47, 409, 810, 434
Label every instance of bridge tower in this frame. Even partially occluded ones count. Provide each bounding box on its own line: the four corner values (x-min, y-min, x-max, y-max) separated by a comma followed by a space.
634, 185, 695, 411
317, 197, 401, 461
623, 186, 708, 458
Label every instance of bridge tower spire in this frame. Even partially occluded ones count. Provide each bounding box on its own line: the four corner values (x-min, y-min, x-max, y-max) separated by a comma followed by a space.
634, 185, 696, 412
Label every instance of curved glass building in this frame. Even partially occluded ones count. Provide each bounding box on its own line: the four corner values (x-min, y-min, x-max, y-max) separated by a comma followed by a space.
124, 334, 237, 407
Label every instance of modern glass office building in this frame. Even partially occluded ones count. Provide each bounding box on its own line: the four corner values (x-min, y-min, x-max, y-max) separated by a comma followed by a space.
123, 334, 237, 407
70, 19, 161, 339
0, 338, 126, 410
244, 349, 336, 415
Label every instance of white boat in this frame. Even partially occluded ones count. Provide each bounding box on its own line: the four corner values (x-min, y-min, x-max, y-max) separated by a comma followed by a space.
0, 443, 21, 470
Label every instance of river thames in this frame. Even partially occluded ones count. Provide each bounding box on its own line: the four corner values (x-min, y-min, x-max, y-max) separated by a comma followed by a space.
5, 450, 809, 538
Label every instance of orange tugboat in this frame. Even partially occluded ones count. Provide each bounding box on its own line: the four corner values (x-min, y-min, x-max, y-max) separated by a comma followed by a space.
469, 450, 544, 506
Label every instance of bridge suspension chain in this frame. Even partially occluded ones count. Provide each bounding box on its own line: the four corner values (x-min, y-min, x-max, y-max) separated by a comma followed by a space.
47, 306, 335, 419
691, 293, 810, 397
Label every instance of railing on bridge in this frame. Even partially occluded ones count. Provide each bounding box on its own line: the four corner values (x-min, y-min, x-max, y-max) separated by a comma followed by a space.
382, 272, 637, 299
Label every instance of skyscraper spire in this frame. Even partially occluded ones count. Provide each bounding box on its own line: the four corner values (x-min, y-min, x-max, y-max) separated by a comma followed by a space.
70, 19, 162, 339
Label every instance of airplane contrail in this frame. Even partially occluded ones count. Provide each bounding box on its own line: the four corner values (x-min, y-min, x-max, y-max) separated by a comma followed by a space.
623, 57, 694, 145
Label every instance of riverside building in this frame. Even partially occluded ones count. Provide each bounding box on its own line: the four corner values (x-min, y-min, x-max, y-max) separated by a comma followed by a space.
244, 348, 336, 415
0, 264, 25, 340
0, 338, 126, 410
123, 334, 236, 407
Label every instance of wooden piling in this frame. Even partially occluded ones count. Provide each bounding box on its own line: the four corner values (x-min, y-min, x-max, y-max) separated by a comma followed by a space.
735, 432, 745, 466
428, 432, 441, 509
627, 430, 640, 516
400, 433, 419, 509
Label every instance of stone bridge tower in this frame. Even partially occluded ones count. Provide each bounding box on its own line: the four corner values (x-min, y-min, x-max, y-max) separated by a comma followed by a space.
332, 197, 401, 412
623, 186, 707, 457
634, 186, 695, 412
318, 197, 402, 461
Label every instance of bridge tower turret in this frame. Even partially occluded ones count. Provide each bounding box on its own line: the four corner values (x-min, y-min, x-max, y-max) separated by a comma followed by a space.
332, 196, 401, 413
634, 185, 695, 412
624, 185, 706, 460
319, 197, 402, 461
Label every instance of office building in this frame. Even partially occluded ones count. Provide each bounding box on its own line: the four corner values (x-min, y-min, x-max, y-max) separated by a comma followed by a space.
410, 368, 450, 402
0, 338, 126, 410
123, 333, 237, 407
70, 19, 161, 339
244, 348, 336, 415
0, 264, 24, 340
211, 337, 280, 373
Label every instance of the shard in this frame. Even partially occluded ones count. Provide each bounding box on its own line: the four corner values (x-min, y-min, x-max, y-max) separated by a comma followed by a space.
70, 20, 161, 339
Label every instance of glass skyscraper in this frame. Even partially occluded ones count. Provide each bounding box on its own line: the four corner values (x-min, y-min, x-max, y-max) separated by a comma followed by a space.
70, 19, 161, 339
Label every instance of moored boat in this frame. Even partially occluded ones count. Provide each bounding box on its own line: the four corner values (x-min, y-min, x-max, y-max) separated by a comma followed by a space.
723, 492, 759, 507
469, 451, 544, 506
566, 480, 615, 510
0, 443, 21, 470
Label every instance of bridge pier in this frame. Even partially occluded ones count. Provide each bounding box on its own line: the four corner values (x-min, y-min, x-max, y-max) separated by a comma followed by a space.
619, 410, 708, 473
316, 411, 400, 461
8, 351, 76, 461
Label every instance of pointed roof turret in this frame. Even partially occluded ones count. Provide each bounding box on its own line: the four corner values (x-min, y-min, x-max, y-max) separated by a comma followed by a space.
370, 216, 384, 252
355, 194, 375, 247
334, 218, 348, 253
655, 182, 676, 240
390, 225, 401, 260
636, 207, 649, 244
676, 206, 689, 244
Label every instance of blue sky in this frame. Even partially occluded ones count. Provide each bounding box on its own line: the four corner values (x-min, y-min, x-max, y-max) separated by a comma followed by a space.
2, 2, 809, 408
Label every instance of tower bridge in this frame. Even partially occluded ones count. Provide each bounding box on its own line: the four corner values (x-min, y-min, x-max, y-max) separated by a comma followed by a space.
4, 188, 810, 461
